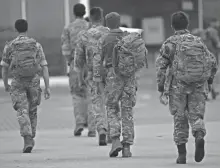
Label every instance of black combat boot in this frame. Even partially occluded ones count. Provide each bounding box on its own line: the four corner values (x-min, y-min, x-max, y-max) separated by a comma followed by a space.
23, 136, 34, 153
122, 143, 132, 158
99, 129, 107, 146
109, 137, 123, 157
195, 131, 205, 162
74, 124, 84, 136
88, 131, 96, 137
176, 144, 187, 164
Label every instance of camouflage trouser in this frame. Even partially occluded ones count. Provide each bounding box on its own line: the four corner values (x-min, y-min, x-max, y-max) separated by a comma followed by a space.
105, 68, 136, 145
71, 95, 96, 132
69, 66, 95, 131
10, 78, 42, 138
87, 79, 107, 133
169, 86, 206, 145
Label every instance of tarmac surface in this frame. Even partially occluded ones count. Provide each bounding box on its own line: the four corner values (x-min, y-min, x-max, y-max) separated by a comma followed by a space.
0, 73, 220, 168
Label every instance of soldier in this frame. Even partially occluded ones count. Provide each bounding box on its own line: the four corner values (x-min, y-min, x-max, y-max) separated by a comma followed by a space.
1, 19, 50, 153
94, 12, 124, 145
94, 12, 147, 157
61, 3, 96, 137
205, 18, 220, 99
156, 11, 218, 164
74, 7, 109, 146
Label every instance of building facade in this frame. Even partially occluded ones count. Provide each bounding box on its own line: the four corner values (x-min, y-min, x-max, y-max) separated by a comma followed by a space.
0, 0, 220, 76
0, 0, 79, 76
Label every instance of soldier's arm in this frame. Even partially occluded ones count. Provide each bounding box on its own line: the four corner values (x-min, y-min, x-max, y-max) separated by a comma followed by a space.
207, 50, 218, 85
1, 43, 11, 89
145, 47, 149, 68
155, 41, 174, 93
93, 38, 105, 82
74, 32, 86, 84
37, 43, 50, 89
209, 29, 220, 48
61, 26, 72, 65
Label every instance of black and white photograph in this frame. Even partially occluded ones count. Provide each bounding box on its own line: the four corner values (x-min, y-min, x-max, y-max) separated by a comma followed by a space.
0, 0, 219, 167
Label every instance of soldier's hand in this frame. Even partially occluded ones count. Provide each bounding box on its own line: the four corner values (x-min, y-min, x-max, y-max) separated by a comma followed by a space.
159, 92, 168, 106
44, 87, 51, 100
4, 84, 11, 92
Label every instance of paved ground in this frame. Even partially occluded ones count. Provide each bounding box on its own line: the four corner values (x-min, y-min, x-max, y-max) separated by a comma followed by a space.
0, 122, 220, 168
0, 73, 220, 168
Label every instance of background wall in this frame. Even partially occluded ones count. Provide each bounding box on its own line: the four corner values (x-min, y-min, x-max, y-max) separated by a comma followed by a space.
90, 0, 199, 64
0, 0, 220, 77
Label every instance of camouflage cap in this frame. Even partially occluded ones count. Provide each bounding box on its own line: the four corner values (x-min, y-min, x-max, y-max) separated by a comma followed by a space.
105, 12, 120, 29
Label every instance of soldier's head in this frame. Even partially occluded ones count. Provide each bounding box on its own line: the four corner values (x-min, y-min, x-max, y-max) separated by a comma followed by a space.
209, 18, 220, 28
105, 12, 121, 30
171, 11, 189, 31
73, 3, 86, 18
15, 19, 28, 34
90, 7, 104, 24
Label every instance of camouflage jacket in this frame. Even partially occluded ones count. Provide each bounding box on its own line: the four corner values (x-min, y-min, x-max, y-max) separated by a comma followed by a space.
74, 24, 109, 79
61, 18, 89, 65
93, 28, 124, 82
155, 29, 218, 93
1, 35, 48, 81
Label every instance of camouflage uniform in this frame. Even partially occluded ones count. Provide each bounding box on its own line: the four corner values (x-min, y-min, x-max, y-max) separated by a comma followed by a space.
205, 27, 220, 99
61, 18, 96, 133
93, 28, 136, 145
74, 24, 109, 134
156, 30, 218, 145
0, 35, 47, 138
206, 27, 220, 65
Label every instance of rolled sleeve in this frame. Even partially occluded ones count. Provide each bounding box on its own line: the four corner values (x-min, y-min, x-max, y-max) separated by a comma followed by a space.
1, 43, 11, 67
155, 42, 174, 92
36, 43, 48, 67
93, 39, 104, 82
207, 50, 218, 84
74, 32, 86, 72
61, 27, 71, 57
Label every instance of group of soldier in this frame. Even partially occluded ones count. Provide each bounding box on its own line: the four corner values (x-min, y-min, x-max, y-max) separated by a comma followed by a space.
1, 2, 219, 165
61, 4, 141, 158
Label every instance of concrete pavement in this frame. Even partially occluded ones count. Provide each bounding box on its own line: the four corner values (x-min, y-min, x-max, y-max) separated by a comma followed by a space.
0, 71, 220, 168
0, 122, 220, 168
